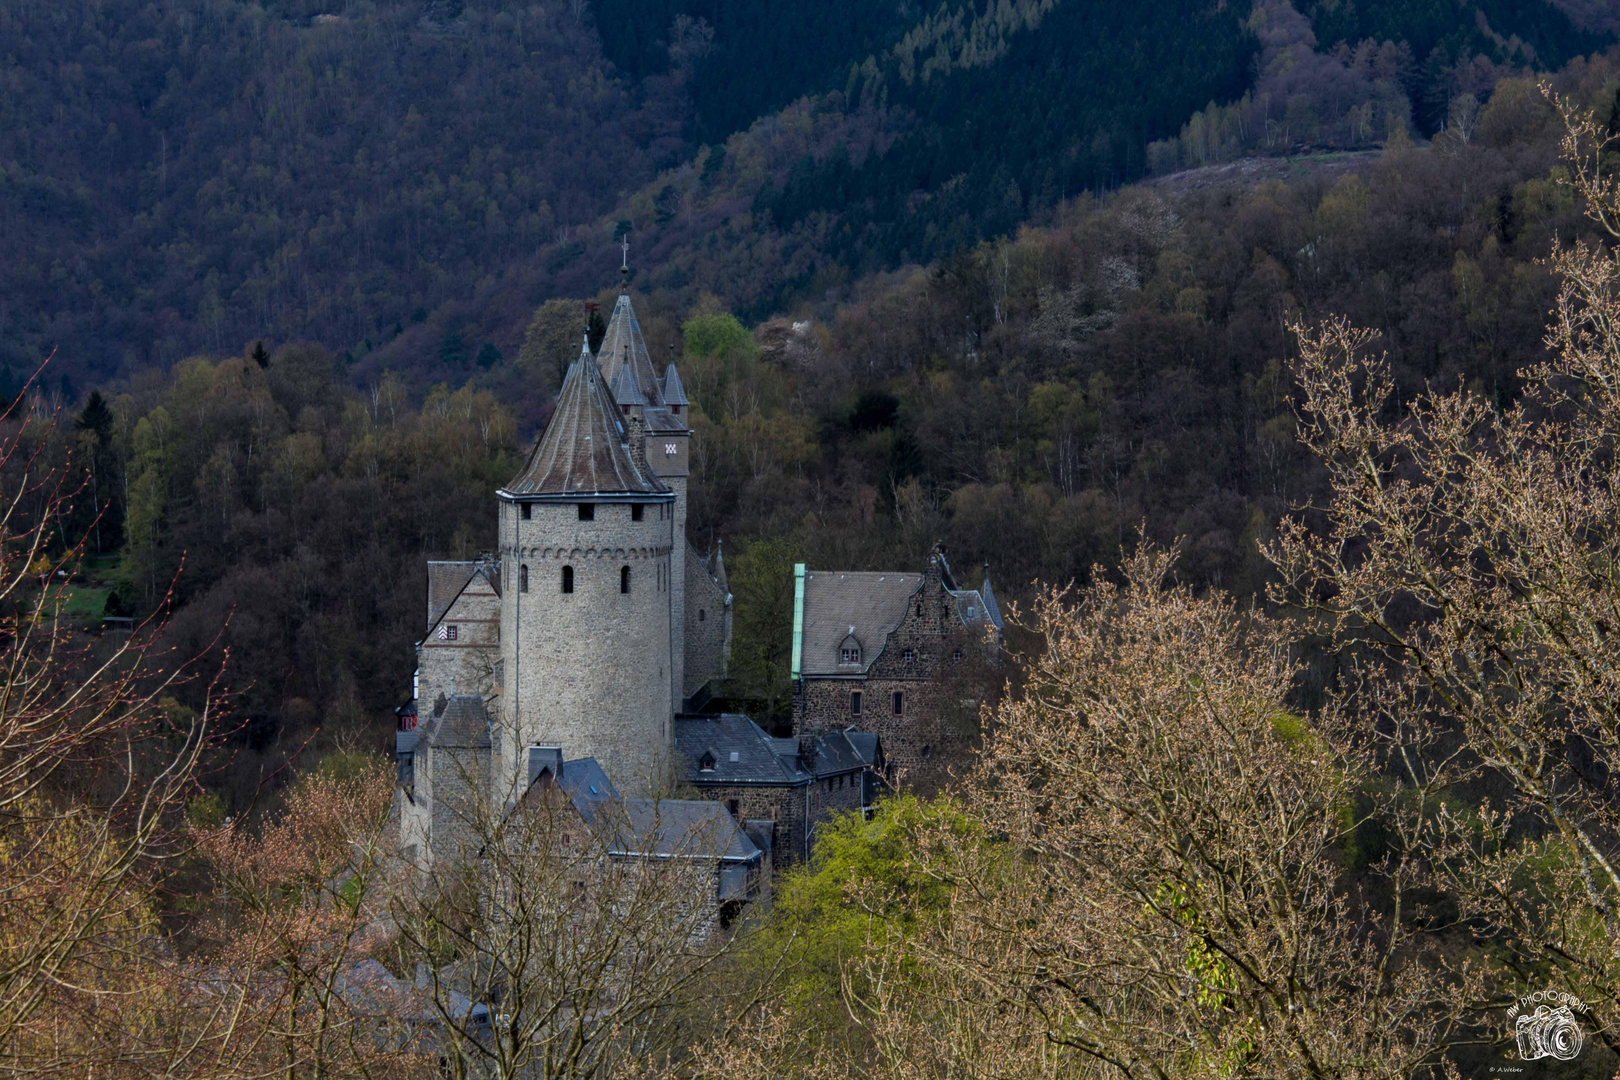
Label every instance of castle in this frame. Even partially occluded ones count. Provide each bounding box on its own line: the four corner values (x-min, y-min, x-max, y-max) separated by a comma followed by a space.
394, 283, 1002, 887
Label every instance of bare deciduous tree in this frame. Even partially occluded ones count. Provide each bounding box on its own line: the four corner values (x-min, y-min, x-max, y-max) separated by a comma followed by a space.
392, 765, 751, 1080
0, 382, 217, 1077
1266, 89, 1620, 1059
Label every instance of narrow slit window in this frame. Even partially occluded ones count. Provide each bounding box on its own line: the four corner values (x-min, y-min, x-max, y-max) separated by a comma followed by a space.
520, 565, 529, 593
521, 503, 532, 520
851, 690, 862, 717
561, 565, 574, 593
892, 691, 904, 717
631, 504, 644, 522
620, 565, 631, 594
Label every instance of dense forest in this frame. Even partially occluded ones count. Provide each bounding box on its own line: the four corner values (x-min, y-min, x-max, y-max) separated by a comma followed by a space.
7, 0, 1613, 394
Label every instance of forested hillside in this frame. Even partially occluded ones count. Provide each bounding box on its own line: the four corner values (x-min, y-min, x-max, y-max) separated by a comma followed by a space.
0, 0, 673, 384
10, 0, 1609, 398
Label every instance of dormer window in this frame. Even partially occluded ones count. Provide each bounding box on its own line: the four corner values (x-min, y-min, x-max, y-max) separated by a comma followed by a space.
841, 647, 860, 663
699, 751, 716, 772
838, 631, 862, 665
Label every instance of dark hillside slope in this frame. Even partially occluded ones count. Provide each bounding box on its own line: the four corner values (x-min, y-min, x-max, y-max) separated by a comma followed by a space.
754, 0, 1259, 282
594, 0, 920, 141
0, 1, 672, 385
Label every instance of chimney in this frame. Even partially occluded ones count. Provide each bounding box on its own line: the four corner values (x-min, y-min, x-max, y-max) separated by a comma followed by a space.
528, 745, 563, 790
626, 412, 651, 474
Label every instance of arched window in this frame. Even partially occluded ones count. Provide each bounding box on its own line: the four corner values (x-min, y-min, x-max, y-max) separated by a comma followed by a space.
519, 565, 529, 593
620, 565, 631, 594
561, 565, 574, 593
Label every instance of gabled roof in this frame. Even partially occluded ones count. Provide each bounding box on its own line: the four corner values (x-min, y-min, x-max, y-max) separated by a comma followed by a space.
502, 338, 667, 498
420, 694, 491, 750
793, 570, 922, 677
675, 713, 793, 784
675, 713, 878, 784
425, 560, 501, 635
521, 751, 759, 863
426, 561, 477, 631
613, 799, 759, 862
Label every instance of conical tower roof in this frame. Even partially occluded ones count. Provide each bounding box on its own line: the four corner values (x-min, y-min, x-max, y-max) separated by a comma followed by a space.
503, 337, 667, 497
662, 362, 689, 407
598, 293, 666, 407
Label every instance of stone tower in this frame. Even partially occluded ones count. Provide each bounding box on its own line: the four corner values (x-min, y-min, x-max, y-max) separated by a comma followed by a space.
496, 335, 676, 798
598, 290, 694, 708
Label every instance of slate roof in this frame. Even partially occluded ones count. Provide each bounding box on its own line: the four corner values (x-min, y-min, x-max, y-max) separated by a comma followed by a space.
522, 754, 757, 863
815, 730, 873, 774
598, 293, 666, 408
939, 551, 1003, 633
551, 757, 619, 824
675, 713, 879, 785
611, 361, 643, 407
424, 560, 500, 635
614, 798, 759, 862
502, 338, 666, 498
796, 570, 922, 676
661, 363, 689, 406
419, 694, 491, 750
675, 713, 793, 784
643, 407, 689, 433
981, 574, 1003, 628
426, 561, 477, 631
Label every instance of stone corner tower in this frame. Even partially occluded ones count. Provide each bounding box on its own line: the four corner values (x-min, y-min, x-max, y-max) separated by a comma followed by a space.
495, 333, 676, 798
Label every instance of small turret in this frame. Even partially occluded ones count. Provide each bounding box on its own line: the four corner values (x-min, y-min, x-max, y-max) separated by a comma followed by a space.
662, 362, 689, 415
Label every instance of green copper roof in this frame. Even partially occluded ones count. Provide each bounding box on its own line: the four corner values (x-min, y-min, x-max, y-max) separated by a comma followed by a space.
790, 562, 806, 680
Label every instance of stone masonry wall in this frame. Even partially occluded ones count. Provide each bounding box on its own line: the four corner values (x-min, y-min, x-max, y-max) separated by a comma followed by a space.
687, 772, 866, 869
498, 496, 676, 798
684, 543, 729, 701
424, 742, 490, 866
416, 576, 500, 727
796, 555, 980, 791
